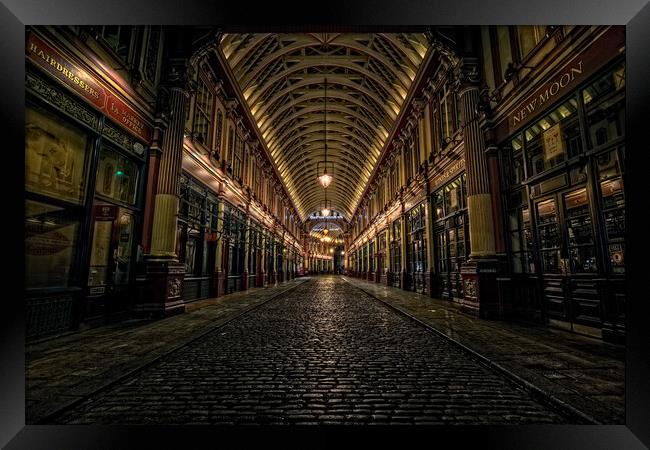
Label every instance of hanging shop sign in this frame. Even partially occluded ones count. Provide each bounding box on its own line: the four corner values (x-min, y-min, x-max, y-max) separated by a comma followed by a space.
494, 26, 624, 142
543, 122, 565, 161
26, 32, 152, 142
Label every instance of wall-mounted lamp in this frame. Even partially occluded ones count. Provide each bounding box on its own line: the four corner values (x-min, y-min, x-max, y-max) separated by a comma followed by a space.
475, 88, 501, 116
503, 62, 536, 84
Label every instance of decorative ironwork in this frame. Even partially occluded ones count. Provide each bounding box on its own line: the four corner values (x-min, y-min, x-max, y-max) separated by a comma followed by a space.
26, 72, 100, 131
102, 120, 137, 152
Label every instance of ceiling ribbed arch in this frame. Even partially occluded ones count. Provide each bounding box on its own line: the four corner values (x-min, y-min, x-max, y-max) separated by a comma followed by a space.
220, 32, 429, 222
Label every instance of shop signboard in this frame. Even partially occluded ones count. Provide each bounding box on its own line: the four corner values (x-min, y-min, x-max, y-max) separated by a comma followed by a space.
27, 32, 152, 142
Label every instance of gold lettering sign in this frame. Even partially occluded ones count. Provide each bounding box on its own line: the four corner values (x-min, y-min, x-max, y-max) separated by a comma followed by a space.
27, 33, 152, 142
493, 27, 625, 143
511, 61, 583, 129
432, 157, 465, 191
543, 123, 565, 161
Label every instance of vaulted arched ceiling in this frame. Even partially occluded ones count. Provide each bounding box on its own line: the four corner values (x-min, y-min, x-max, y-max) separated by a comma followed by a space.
220, 33, 429, 222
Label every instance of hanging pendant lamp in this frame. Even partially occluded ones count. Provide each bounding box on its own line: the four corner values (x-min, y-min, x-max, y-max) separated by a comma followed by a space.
318, 78, 333, 188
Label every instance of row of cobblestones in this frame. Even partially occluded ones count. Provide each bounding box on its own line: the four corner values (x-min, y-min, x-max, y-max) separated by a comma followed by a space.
54, 276, 569, 425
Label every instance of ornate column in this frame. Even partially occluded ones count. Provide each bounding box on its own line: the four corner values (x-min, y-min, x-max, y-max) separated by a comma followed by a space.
400, 207, 411, 291
270, 228, 277, 284
242, 209, 251, 290
214, 194, 226, 296
375, 231, 382, 283
424, 199, 437, 297
455, 57, 501, 318
136, 62, 194, 318
385, 219, 393, 286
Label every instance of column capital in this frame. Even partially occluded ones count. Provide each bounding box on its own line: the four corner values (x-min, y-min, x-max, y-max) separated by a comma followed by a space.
164, 58, 196, 95
452, 57, 482, 96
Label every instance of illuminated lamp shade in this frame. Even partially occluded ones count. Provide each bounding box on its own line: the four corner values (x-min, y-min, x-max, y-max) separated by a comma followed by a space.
318, 171, 333, 188
330, 248, 334, 253
321, 207, 331, 217
323, 228, 329, 235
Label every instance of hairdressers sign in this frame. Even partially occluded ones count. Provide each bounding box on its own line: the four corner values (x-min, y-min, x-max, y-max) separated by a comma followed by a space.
27, 32, 152, 142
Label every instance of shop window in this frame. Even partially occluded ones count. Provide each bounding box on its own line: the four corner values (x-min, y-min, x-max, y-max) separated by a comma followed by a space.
184, 228, 201, 275
536, 198, 561, 274
26, 107, 89, 205
390, 219, 401, 274
193, 77, 213, 146
95, 147, 139, 205
378, 231, 387, 274
564, 188, 597, 274
444, 178, 463, 215
407, 203, 427, 275
113, 210, 135, 285
433, 175, 469, 299
433, 190, 445, 221
597, 148, 625, 274
524, 96, 583, 178
582, 63, 625, 149
25, 200, 80, 289
508, 202, 535, 274
178, 176, 207, 276
505, 134, 525, 186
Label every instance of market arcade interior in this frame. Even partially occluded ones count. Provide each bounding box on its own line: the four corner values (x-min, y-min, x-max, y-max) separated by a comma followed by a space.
25, 25, 625, 344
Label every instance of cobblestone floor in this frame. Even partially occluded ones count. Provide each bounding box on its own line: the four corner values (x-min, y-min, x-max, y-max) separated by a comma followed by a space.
52, 277, 569, 425
26, 278, 306, 423
343, 276, 625, 424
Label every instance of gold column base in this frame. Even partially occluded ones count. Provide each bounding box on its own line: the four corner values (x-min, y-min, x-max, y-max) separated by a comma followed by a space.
149, 194, 180, 258
467, 193, 496, 258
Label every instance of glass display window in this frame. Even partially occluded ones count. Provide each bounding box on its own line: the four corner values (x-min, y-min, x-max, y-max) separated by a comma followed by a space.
508, 206, 534, 274
26, 106, 90, 205
563, 188, 597, 274
524, 96, 583, 178
597, 148, 625, 274
114, 209, 135, 285
444, 178, 462, 215
95, 146, 139, 205
25, 199, 80, 289
536, 198, 561, 274
506, 134, 526, 186
407, 203, 427, 276
390, 219, 401, 274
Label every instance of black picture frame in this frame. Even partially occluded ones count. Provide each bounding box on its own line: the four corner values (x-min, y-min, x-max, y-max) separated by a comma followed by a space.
2, 0, 649, 448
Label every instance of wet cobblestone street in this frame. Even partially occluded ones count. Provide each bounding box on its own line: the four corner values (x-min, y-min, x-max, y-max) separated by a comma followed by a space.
52, 277, 570, 425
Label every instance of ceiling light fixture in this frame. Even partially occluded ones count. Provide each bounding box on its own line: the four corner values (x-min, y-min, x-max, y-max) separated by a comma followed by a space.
317, 77, 334, 189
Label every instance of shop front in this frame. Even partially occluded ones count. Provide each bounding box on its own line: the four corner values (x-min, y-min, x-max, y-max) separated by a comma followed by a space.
406, 202, 427, 294
377, 230, 387, 283
176, 173, 220, 302
388, 219, 401, 287
496, 26, 625, 342
25, 30, 153, 339
431, 172, 469, 301
223, 202, 246, 294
